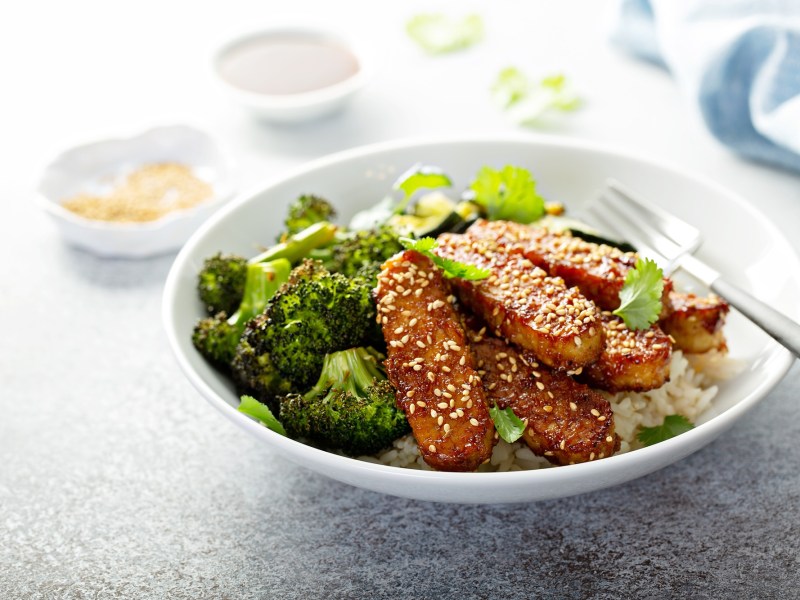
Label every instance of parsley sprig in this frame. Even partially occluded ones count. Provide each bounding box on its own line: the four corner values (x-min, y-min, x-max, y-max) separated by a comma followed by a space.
637, 415, 694, 446
613, 258, 664, 330
399, 237, 490, 281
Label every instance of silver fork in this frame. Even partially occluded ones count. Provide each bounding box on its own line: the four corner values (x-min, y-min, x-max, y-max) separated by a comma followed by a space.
586, 178, 800, 360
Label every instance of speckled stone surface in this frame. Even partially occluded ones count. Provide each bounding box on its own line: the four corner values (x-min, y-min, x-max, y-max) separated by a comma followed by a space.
2, 200, 800, 600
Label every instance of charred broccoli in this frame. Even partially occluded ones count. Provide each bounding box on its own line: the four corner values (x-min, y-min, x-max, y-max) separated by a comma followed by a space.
231, 314, 296, 412
279, 347, 409, 455
237, 260, 377, 391
197, 253, 248, 315
312, 224, 404, 283
192, 259, 291, 369
282, 194, 337, 238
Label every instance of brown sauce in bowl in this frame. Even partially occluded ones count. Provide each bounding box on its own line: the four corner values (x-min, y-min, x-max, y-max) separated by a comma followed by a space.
218, 34, 360, 96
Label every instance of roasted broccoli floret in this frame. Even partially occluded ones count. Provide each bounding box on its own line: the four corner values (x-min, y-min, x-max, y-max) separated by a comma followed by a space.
198, 253, 248, 315
241, 260, 377, 390
312, 224, 404, 283
282, 194, 337, 238
279, 347, 409, 455
192, 259, 291, 369
231, 319, 296, 412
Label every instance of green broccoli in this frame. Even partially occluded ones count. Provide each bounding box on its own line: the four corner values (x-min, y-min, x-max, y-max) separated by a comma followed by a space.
196, 222, 337, 319
231, 320, 296, 413
250, 221, 338, 265
311, 224, 404, 283
192, 258, 291, 369
282, 194, 337, 238
238, 260, 377, 391
279, 347, 409, 455
197, 253, 248, 315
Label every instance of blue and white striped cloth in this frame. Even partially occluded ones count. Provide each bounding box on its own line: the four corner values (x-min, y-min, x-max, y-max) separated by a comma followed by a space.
610, 0, 800, 173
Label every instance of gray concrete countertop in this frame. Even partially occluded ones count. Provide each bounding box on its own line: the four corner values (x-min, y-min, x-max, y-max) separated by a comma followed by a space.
3, 1, 800, 597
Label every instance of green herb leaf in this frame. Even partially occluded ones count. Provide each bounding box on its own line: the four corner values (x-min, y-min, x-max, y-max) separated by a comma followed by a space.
491, 67, 581, 126
393, 164, 453, 214
469, 165, 545, 224
406, 14, 484, 54
238, 395, 286, 436
637, 415, 694, 446
613, 258, 664, 330
399, 236, 490, 281
488, 404, 526, 443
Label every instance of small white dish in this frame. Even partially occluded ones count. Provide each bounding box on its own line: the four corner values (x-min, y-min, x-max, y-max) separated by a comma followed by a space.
212, 26, 370, 123
37, 125, 236, 258
163, 135, 799, 504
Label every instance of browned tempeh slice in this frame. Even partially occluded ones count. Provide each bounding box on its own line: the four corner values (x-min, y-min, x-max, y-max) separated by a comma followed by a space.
579, 312, 672, 393
464, 219, 673, 313
660, 292, 730, 353
467, 327, 619, 465
435, 232, 603, 371
375, 250, 496, 472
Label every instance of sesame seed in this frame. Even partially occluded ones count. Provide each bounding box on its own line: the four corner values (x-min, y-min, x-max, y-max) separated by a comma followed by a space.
459, 356, 466, 366
590, 409, 600, 417
606, 436, 614, 443
437, 402, 448, 410
413, 364, 422, 371
427, 372, 435, 382
469, 418, 480, 426
569, 402, 577, 411
406, 390, 415, 398
409, 404, 416, 414
430, 409, 437, 418
428, 444, 436, 453
536, 381, 545, 391
434, 388, 442, 397
543, 405, 553, 413
416, 340, 426, 349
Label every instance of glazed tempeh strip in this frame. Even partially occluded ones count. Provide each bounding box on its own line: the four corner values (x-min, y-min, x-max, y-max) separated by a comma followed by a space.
660, 292, 729, 354
464, 219, 672, 313
468, 327, 619, 465
579, 312, 673, 393
435, 233, 603, 371
376, 250, 495, 472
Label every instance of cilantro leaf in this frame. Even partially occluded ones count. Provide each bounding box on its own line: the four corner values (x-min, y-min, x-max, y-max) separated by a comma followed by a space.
469, 165, 545, 224
238, 395, 286, 435
406, 14, 484, 54
399, 237, 490, 281
488, 405, 525, 443
613, 258, 664, 330
348, 164, 452, 230
637, 415, 694, 446
393, 164, 453, 214
491, 67, 581, 126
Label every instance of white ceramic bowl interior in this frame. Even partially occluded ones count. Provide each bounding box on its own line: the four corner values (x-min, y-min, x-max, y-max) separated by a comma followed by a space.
212, 26, 370, 123
37, 125, 237, 258
163, 136, 798, 504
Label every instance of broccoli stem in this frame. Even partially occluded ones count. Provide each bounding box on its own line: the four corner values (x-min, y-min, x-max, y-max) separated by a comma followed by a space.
249, 222, 338, 265
228, 259, 292, 328
305, 347, 385, 402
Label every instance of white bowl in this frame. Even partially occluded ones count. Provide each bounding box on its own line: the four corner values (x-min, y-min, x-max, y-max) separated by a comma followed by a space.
162, 135, 799, 504
212, 26, 370, 123
37, 125, 236, 258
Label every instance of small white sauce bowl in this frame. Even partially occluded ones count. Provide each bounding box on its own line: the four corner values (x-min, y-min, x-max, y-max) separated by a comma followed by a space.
212, 26, 371, 123
36, 125, 237, 258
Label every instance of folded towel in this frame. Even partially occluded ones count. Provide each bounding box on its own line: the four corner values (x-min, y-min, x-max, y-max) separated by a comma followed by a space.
610, 0, 800, 173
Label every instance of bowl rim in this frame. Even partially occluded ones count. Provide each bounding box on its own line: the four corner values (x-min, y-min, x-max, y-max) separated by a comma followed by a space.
162, 133, 796, 490
210, 25, 372, 110
35, 123, 236, 232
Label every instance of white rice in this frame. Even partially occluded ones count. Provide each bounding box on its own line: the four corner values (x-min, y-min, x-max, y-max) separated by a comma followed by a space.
360, 350, 737, 471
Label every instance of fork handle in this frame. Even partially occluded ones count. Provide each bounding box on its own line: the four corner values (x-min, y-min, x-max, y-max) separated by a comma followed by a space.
711, 278, 800, 360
